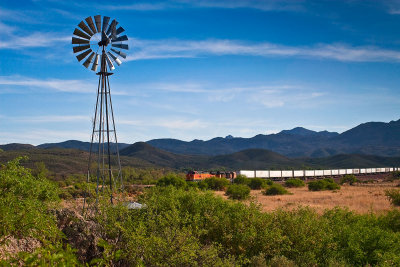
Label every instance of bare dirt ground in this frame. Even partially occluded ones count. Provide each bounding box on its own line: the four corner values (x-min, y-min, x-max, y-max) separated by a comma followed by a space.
215, 181, 400, 214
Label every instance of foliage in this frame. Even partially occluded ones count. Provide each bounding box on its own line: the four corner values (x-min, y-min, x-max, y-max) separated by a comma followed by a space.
199, 177, 230, 191
93, 187, 400, 266
340, 175, 359, 185
263, 183, 290, 195
390, 171, 400, 181
226, 184, 251, 200
0, 157, 61, 243
285, 178, 305, 188
233, 175, 250, 185
385, 189, 400, 206
156, 173, 187, 188
249, 178, 271, 189
308, 178, 340, 191
122, 166, 176, 185
9, 243, 79, 266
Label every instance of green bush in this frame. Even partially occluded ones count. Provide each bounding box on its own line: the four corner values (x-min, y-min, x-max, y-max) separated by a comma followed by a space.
226, 184, 251, 200
308, 179, 340, 191
233, 175, 250, 185
385, 189, 400, 206
263, 183, 290, 195
249, 178, 270, 189
391, 171, 400, 180
285, 178, 305, 188
340, 175, 359, 185
201, 177, 230, 190
94, 187, 400, 266
156, 173, 186, 188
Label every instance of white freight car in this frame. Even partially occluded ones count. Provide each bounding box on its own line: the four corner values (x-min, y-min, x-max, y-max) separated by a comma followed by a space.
293, 170, 304, 177
323, 170, 331, 176
282, 170, 293, 178
269, 170, 282, 179
256, 170, 269, 178
315, 170, 323, 176
240, 170, 255, 178
305, 170, 315, 177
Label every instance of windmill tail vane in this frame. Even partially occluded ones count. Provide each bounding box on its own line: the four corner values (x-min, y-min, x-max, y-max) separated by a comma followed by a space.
72, 15, 129, 209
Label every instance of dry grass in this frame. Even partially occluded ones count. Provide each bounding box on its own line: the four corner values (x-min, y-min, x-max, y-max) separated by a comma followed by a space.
215, 181, 400, 214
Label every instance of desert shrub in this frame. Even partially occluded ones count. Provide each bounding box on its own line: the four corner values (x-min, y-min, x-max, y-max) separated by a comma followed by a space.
249, 178, 270, 189
340, 175, 359, 185
202, 177, 230, 190
323, 208, 400, 266
91, 186, 400, 266
156, 173, 186, 188
226, 184, 251, 200
233, 175, 250, 185
391, 171, 400, 180
0, 157, 61, 242
308, 178, 340, 191
285, 178, 305, 188
263, 183, 290, 195
385, 189, 400, 206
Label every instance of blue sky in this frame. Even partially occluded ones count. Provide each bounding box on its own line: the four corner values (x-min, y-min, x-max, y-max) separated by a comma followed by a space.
1, 0, 400, 145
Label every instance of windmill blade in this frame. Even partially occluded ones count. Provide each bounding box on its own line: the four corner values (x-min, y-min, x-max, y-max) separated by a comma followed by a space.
108, 51, 122, 66
83, 52, 95, 68
111, 35, 128, 42
111, 48, 127, 59
78, 21, 93, 36
111, 21, 118, 40
73, 45, 90, 53
72, 37, 90, 45
73, 28, 91, 40
106, 19, 117, 36
116, 26, 125, 35
104, 53, 115, 71
91, 53, 100, 72
85, 16, 97, 33
112, 43, 128, 50
76, 49, 92, 61
102, 16, 110, 33
94, 15, 102, 32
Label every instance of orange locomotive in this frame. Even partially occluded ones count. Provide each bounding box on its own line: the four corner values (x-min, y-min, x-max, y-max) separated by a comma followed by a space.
186, 171, 237, 181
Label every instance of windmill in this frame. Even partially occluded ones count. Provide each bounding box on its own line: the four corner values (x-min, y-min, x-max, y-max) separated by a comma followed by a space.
72, 15, 129, 205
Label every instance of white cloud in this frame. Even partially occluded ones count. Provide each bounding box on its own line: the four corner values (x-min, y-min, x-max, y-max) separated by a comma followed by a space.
0, 129, 89, 145
118, 118, 208, 129
0, 76, 94, 93
0, 32, 69, 50
8, 115, 89, 123
129, 38, 400, 63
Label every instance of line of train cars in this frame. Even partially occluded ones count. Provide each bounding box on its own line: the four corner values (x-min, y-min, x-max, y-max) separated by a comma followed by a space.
240, 167, 400, 180
186, 167, 400, 181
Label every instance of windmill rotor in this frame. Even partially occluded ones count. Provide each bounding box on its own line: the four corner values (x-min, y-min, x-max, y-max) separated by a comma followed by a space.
72, 15, 129, 73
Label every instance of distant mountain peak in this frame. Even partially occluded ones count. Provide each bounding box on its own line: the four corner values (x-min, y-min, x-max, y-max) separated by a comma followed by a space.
225, 135, 234, 139
280, 127, 318, 136
279, 127, 339, 138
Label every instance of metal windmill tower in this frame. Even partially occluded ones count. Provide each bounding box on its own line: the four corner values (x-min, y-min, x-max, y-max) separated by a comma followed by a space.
71, 15, 129, 205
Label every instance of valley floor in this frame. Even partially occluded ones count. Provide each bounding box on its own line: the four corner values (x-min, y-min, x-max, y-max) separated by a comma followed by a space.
215, 181, 400, 214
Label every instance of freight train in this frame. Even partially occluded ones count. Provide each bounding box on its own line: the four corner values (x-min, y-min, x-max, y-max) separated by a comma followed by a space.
187, 167, 399, 181
186, 171, 237, 181
240, 167, 400, 179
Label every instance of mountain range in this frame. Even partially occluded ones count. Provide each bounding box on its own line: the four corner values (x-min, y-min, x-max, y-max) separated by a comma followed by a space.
147, 119, 400, 157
